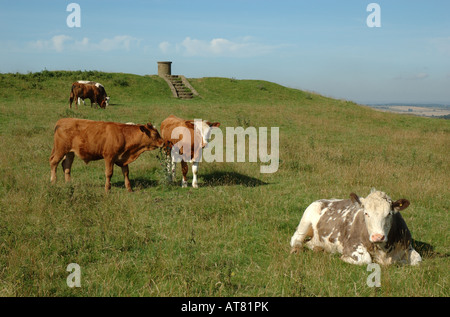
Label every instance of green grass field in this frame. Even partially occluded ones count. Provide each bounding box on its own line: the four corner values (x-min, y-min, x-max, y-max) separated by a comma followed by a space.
0, 70, 448, 296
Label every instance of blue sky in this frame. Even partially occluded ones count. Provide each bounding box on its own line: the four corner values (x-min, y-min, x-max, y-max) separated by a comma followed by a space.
1, 0, 449, 104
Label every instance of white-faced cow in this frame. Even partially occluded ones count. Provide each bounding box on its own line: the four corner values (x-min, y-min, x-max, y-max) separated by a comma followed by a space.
69, 81, 110, 109
160, 115, 220, 188
49, 118, 164, 193
290, 189, 422, 265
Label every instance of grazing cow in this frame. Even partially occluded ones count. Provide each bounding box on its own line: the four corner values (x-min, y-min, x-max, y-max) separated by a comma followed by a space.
74, 81, 98, 106
290, 189, 422, 265
49, 118, 164, 193
160, 115, 220, 188
69, 81, 110, 109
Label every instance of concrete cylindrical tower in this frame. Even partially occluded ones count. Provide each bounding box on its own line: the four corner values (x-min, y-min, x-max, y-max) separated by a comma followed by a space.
157, 61, 172, 77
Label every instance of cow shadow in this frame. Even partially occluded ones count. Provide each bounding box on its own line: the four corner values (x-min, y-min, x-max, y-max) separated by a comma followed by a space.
412, 239, 450, 259
112, 177, 158, 190
106, 103, 125, 107
201, 171, 267, 187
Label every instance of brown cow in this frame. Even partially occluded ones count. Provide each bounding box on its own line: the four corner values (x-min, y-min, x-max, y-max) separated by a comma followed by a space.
160, 115, 220, 188
49, 118, 164, 192
69, 81, 110, 109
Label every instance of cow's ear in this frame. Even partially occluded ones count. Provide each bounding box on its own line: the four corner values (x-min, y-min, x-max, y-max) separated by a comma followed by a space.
209, 122, 220, 128
185, 120, 195, 129
146, 123, 153, 129
350, 193, 362, 205
140, 125, 150, 135
392, 199, 410, 212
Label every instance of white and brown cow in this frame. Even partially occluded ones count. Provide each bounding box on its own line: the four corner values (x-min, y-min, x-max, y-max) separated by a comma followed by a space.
290, 189, 422, 265
160, 115, 220, 188
69, 81, 110, 109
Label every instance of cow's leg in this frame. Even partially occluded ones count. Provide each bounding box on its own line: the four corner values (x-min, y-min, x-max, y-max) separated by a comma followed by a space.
181, 160, 188, 188
290, 202, 323, 254
77, 97, 85, 107
290, 218, 313, 254
61, 152, 75, 182
70, 95, 77, 109
104, 159, 114, 193
121, 165, 132, 192
408, 248, 422, 266
73, 94, 78, 109
49, 148, 67, 184
192, 161, 199, 188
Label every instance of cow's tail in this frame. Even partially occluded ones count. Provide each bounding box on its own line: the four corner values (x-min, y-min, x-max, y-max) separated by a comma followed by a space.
69, 84, 75, 108
49, 124, 59, 163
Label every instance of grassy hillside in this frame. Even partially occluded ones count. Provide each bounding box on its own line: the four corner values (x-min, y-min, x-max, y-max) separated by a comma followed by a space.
0, 71, 448, 297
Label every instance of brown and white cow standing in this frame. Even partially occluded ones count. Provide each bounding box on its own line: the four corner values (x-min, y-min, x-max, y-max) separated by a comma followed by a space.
69, 81, 110, 109
49, 118, 164, 192
160, 115, 220, 188
290, 189, 422, 265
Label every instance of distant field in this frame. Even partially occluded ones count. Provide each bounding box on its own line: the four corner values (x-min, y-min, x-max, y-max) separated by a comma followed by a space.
0, 71, 448, 297
370, 104, 450, 118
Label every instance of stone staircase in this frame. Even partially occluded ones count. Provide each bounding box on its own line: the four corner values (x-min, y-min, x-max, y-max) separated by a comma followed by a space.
166, 75, 194, 99
160, 74, 200, 100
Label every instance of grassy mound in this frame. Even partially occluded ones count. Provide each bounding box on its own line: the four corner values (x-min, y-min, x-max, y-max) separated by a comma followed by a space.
0, 71, 448, 296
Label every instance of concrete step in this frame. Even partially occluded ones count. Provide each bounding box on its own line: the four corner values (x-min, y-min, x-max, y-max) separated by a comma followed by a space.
178, 90, 193, 94
161, 74, 198, 99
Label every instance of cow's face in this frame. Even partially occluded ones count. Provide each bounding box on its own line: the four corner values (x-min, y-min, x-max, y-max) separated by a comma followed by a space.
350, 190, 409, 243
140, 123, 164, 149
99, 97, 110, 108
194, 120, 220, 147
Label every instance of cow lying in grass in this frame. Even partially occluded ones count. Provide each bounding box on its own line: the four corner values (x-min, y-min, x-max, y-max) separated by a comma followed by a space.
49, 118, 164, 192
290, 189, 422, 265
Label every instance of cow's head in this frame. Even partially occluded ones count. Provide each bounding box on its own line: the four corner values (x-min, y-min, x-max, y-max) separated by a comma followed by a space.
192, 119, 221, 148
140, 123, 164, 149
350, 189, 410, 243
99, 97, 110, 109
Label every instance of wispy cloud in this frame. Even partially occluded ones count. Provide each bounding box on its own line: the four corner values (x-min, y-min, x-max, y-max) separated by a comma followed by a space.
160, 36, 282, 57
28, 35, 140, 52
430, 37, 450, 56
394, 72, 429, 80
95, 35, 140, 51
29, 35, 72, 52
159, 41, 171, 53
